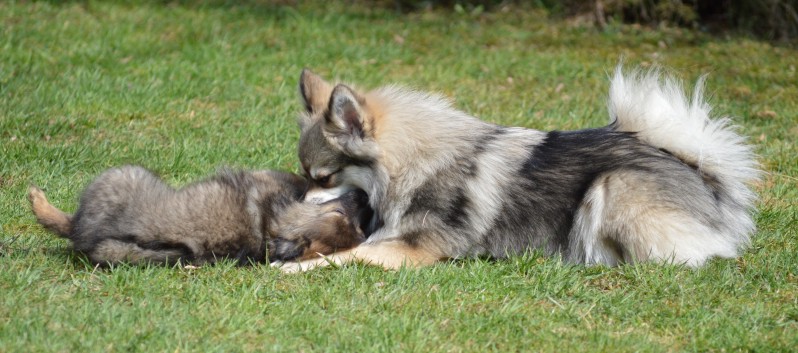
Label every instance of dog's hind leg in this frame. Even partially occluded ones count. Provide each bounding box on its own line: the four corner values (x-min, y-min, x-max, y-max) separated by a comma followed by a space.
570, 172, 740, 267
90, 239, 192, 266
567, 178, 623, 266
273, 240, 443, 273
28, 186, 73, 237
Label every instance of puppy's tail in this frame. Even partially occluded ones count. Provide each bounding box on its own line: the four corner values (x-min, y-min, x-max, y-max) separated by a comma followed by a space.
607, 67, 759, 241
28, 186, 73, 238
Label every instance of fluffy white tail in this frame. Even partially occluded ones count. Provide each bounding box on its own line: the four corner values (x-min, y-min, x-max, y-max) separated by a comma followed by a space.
608, 67, 759, 211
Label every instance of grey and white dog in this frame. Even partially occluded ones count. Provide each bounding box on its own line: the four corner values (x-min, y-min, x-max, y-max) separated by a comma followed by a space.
276, 67, 759, 272
28, 165, 371, 266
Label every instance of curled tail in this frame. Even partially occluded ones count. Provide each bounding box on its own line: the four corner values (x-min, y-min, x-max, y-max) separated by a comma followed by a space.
28, 186, 73, 237
608, 67, 759, 245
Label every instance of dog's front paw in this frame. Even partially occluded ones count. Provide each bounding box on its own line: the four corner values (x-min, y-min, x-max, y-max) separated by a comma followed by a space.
271, 260, 305, 274
271, 257, 334, 273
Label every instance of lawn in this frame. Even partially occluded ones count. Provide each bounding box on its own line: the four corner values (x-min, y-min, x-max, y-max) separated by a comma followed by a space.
1, 1, 796, 352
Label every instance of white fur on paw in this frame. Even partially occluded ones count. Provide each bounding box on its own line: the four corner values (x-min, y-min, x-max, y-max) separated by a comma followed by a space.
275, 261, 305, 274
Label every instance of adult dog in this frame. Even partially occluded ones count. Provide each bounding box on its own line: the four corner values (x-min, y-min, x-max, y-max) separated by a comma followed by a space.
275, 67, 758, 272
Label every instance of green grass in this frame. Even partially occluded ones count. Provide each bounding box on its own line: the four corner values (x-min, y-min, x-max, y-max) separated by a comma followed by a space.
1, 1, 796, 352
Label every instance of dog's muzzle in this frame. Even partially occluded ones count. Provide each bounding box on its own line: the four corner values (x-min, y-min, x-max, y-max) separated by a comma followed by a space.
304, 184, 357, 204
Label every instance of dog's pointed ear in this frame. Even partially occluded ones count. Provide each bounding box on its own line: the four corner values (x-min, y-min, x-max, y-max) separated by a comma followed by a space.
299, 69, 333, 114
326, 84, 367, 139
323, 84, 381, 161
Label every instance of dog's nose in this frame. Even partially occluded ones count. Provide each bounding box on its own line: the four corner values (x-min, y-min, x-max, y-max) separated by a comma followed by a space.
268, 237, 307, 262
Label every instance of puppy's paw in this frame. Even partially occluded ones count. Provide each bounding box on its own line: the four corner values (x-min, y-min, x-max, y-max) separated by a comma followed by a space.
27, 186, 47, 206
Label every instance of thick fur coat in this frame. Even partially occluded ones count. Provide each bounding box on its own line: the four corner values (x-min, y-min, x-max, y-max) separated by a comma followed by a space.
276, 67, 758, 272
29, 165, 370, 265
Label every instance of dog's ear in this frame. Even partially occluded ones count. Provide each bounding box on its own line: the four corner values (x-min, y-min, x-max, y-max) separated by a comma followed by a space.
299, 69, 333, 114
326, 84, 367, 139
323, 84, 380, 160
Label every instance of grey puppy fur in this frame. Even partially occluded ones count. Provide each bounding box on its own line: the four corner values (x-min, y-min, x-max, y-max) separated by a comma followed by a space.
276, 66, 759, 272
28, 165, 370, 266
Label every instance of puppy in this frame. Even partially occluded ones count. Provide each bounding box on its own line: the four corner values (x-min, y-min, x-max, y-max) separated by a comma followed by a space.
276, 67, 758, 272
28, 165, 370, 266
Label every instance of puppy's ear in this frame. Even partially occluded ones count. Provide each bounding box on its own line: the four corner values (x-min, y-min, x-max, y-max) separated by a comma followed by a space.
299, 69, 333, 114
326, 84, 367, 139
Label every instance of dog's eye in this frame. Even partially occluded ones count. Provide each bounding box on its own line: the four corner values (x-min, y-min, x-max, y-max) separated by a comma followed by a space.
315, 169, 340, 187
317, 175, 331, 185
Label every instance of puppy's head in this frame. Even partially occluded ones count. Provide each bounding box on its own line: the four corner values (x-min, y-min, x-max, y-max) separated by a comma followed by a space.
295, 70, 383, 205
268, 189, 373, 262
